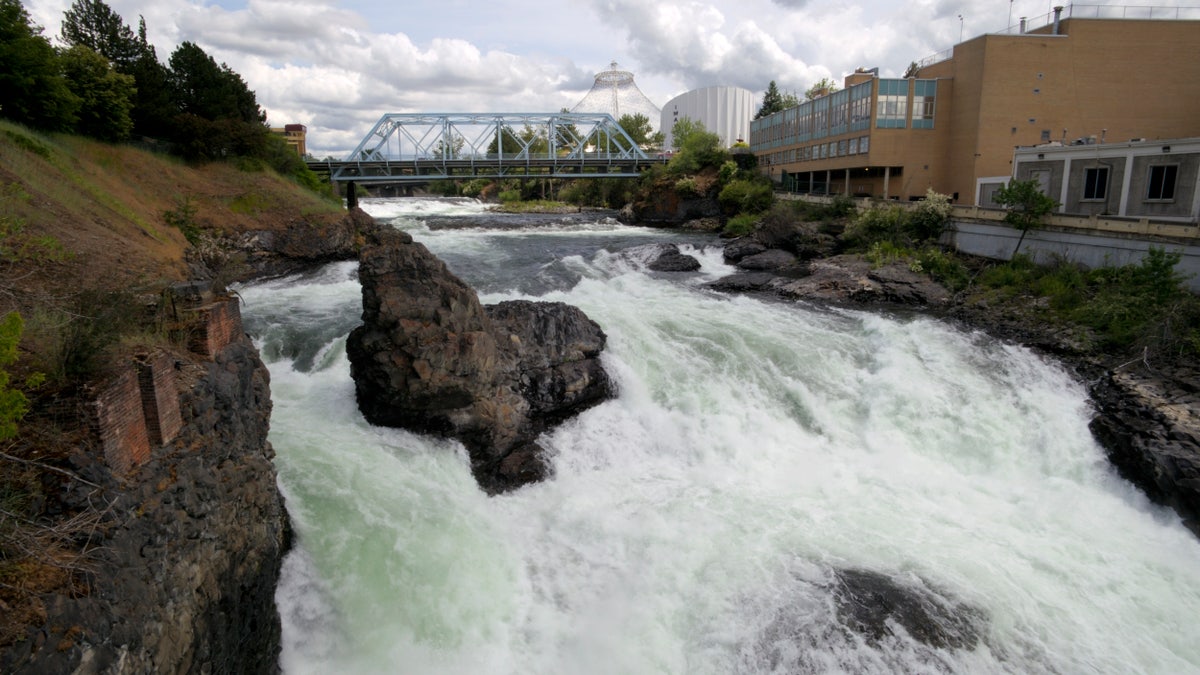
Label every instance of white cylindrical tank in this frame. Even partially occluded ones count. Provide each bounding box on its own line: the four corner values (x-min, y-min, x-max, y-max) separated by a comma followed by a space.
661, 86, 756, 149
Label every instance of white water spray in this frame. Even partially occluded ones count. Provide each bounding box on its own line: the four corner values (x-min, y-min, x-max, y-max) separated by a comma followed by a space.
238, 198, 1200, 675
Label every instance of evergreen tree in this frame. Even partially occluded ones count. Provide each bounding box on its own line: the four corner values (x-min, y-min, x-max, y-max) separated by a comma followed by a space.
0, 0, 79, 131
754, 80, 784, 119
126, 17, 172, 138
166, 41, 267, 160
61, 0, 138, 69
60, 44, 135, 141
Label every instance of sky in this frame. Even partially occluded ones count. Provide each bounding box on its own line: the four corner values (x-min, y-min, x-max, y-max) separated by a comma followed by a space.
24, 0, 1176, 158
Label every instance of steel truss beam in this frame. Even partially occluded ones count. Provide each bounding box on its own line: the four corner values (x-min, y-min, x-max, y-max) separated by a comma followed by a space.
311, 113, 662, 183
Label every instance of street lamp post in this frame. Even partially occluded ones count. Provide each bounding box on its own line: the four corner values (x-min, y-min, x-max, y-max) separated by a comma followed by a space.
958, 14, 964, 42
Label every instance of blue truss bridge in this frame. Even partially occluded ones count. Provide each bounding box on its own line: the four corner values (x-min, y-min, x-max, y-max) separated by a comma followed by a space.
306, 113, 666, 185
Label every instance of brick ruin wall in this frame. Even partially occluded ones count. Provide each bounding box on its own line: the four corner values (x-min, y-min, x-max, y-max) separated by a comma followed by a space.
92, 296, 243, 475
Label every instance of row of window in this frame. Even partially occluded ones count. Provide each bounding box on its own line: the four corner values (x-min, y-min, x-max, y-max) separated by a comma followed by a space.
1082, 165, 1178, 201
750, 79, 936, 149
761, 136, 873, 167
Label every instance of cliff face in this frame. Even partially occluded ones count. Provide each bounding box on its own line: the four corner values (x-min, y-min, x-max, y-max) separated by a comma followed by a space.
1, 326, 288, 673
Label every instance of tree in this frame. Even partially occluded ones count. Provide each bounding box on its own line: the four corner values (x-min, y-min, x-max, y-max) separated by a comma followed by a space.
432, 131, 464, 159
60, 44, 135, 141
61, 0, 138, 69
804, 77, 839, 101
755, 80, 785, 119
487, 124, 522, 156
168, 41, 265, 124
617, 112, 656, 149
125, 23, 172, 138
993, 178, 1058, 255
166, 41, 267, 160
670, 116, 706, 151
0, 0, 79, 131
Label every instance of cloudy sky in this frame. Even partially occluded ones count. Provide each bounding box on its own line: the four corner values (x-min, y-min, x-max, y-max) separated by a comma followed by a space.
25, 0, 1164, 158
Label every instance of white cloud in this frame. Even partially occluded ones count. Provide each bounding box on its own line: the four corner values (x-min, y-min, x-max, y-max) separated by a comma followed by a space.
24, 0, 1147, 157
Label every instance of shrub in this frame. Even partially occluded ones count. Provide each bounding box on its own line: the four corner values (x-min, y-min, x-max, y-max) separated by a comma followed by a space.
909, 189, 953, 242
674, 177, 700, 197
498, 189, 521, 203
717, 160, 739, 185
916, 247, 970, 292
844, 205, 906, 250
162, 195, 200, 244
461, 178, 491, 198
723, 213, 758, 237
717, 179, 773, 215
0, 313, 33, 441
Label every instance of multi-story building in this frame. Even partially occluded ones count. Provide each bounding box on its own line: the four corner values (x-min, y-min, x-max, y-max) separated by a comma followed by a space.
271, 124, 308, 156
749, 5, 1200, 208
661, 86, 756, 150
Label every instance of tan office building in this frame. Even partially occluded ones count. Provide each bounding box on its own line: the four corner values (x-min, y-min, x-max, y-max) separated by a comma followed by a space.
749, 6, 1200, 206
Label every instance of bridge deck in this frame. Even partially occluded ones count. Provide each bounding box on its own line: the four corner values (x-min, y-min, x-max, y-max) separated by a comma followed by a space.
307, 155, 667, 183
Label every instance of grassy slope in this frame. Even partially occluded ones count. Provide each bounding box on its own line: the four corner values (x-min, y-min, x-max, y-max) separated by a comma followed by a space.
0, 122, 346, 645
0, 120, 344, 316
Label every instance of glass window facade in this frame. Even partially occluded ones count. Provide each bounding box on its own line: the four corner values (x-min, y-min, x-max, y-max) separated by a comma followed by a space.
876, 79, 907, 129
912, 80, 936, 129
849, 82, 872, 132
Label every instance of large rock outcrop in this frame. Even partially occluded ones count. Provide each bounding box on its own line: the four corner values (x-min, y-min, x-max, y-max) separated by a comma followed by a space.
1, 336, 288, 673
346, 228, 613, 493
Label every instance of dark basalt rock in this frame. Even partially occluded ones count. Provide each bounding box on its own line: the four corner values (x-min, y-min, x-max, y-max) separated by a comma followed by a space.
832, 568, 985, 650
647, 244, 702, 272
1089, 369, 1200, 537
737, 249, 799, 272
723, 238, 768, 264
346, 227, 613, 493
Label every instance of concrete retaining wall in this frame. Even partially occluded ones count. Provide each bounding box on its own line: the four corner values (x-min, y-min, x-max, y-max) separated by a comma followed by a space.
952, 220, 1200, 291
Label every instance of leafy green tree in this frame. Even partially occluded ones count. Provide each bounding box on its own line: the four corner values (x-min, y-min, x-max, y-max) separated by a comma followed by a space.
755, 80, 785, 119
617, 112, 655, 149
60, 44, 135, 141
670, 116, 706, 151
993, 178, 1058, 255
432, 131, 464, 158
0, 0, 79, 131
667, 116, 727, 175
804, 77, 839, 101
60, 0, 138, 69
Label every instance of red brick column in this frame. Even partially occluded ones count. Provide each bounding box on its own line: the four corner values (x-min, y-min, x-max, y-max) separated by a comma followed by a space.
92, 369, 151, 475
136, 351, 182, 447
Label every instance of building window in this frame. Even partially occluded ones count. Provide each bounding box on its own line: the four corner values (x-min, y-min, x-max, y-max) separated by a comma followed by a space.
911, 80, 936, 129
859, 136, 870, 153
875, 79, 907, 129
849, 82, 872, 132
1083, 167, 1108, 200
1146, 165, 1177, 200
848, 137, 858, 155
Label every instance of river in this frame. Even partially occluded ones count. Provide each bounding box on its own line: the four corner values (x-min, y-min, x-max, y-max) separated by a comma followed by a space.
236, 197, 1200, 674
